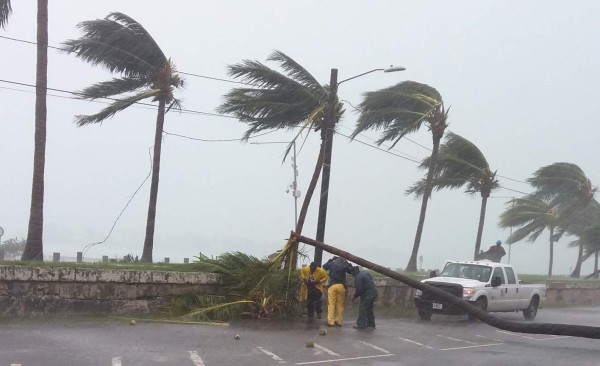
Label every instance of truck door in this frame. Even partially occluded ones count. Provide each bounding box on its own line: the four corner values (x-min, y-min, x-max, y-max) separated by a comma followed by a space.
488, 267, 509, 311
504, 266, 519, 311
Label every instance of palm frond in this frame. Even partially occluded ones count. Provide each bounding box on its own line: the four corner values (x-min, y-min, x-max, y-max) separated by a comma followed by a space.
499, 195, 559, 245
75, 89, 159, 125
77, 77, 149, 100
267, 50, 325, 93
352, 81, 444, 146
62, 12, 167, 79
0, 0, 11, 29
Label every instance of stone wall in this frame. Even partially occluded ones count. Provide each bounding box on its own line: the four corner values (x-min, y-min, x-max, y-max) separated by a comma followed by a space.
0, 265, 220, 316
2, 265, 600, 316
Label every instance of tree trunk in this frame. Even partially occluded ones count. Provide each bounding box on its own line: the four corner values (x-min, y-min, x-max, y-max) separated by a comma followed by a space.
595, 252, 599, 279
548, 227, 554, 276
570, 241, 584, 278
294, 232, 600, 339
406, 132, 442, 271
313, 68, 338, 266
473, 193, 489, 260
141, 99, 166, 263
22, 0, 48, 261
289, 144, 324, 269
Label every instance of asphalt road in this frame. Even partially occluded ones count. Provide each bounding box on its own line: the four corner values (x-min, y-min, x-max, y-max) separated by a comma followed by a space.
1, 307, 600, 366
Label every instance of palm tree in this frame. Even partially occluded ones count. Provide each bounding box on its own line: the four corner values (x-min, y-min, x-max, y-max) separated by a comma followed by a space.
3, 0, 49, 261
62, 12, 184, 262
499, 195, 560, 276
0, 0, 11, 29
528, 162, 597, 277
352, 81, 448, 271
217, 50, 344, 267
580, 224, 600, 279
407, 132, 499, 260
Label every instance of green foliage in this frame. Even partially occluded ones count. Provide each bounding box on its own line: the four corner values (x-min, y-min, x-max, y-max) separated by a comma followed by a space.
191, 252, 301, 321
353, 81, 447, 147
0, 237, 25, 259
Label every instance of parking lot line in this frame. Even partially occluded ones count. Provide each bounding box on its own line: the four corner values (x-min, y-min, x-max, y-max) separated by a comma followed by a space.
257, 346, 287, 364
189, 351, 205, 366
356, 340, 391, 354
437, 334, 478, 345
438, 343, 504, 351
295, 353, 395, 365
112, 356, 122, 366
496, 330, 538, 340
475, 334, 503, 343
398, 336, 435, 349
313, 343, 340, 357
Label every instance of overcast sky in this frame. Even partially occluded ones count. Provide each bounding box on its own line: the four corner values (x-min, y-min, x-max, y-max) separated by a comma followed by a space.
1, 1, 599, 275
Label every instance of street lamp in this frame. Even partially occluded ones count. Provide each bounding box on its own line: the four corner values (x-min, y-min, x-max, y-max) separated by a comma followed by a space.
313, 66, 405, 265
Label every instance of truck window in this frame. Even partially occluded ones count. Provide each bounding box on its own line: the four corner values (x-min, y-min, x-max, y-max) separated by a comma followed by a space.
505, 267, 517, 284
492, 267, 506, 284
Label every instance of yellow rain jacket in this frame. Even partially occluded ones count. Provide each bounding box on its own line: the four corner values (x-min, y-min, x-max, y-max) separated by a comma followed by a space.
299, 265, 328, 301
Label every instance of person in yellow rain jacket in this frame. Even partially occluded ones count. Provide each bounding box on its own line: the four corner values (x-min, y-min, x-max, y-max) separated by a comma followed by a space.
300, 262, 328, 322
323, 256, 352, 327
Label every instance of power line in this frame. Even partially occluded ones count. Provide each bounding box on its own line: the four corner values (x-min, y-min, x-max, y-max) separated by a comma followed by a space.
163, 129, 275, 142
0, 78, 237, 119
335, 130, 422, 164
0, 34, 535, 186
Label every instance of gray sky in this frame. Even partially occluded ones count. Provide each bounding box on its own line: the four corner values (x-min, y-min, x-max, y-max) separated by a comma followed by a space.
1, 1, 599, 275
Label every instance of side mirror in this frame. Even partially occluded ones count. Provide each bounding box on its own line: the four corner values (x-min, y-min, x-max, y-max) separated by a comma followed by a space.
491, 276, 501, 287
429, 270, 437, 278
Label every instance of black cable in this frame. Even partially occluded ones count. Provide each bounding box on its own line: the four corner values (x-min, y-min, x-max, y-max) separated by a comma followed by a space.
81, 146, 153, 257
163, 129, 276, 142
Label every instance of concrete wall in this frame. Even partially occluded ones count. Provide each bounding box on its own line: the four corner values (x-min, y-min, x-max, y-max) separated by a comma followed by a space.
0, 265, 220, 316
2, 265, 600, 316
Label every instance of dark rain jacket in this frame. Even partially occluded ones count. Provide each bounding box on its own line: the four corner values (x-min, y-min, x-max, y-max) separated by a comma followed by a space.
323, 257, 350, 286
353, 271, 378, 299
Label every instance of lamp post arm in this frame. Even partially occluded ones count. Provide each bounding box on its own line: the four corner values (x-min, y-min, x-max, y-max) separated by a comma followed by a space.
338, 68, 383, 85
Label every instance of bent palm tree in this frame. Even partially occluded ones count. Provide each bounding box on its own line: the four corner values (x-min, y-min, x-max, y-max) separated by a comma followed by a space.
580, 224, 600, 278
62, 12, 184, 262
217, 51, 343, 266
528, 163, 597, 277
407, 133, 499, 260
499, 195, 560, 275
352, 81, 448, 271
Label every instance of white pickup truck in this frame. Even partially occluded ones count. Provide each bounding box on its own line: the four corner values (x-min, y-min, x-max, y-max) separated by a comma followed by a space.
414, 260, 546, 321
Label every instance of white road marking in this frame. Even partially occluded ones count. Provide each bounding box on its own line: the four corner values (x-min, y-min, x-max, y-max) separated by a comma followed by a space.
476, 334, 503, 343
112, 356, 122, 366
257, 346, 287, 364
357, 340, 391, 354
295, 353, 395, 365
496, 330, 538, 340
437, 334, 477, 345
11, 364, 21, 366
189, 351, 205, 366
313, 343, 340, 357
535, 336, 571, 341
398, 337, 434, 349
438, 343, 504, 351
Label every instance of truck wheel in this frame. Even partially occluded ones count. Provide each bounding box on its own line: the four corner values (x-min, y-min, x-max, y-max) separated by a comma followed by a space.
523, 297, 539, 320
418, 309, 432, 321
468, 298, 487, 321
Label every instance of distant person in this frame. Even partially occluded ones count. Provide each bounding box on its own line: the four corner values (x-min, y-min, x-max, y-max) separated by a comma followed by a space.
486, 240, 506, 262
349, 266, 378, 330
300, 262, 328, 322
323, 256, 352, 327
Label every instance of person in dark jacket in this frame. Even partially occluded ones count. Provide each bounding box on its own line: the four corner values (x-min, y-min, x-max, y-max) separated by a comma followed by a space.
323, 256, 352, 327
349, 266, 378, 329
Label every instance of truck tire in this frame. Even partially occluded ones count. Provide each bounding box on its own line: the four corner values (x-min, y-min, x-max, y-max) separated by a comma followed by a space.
468, 297, 487, 321
523, 297, 539, 320
418, 309, 432, 321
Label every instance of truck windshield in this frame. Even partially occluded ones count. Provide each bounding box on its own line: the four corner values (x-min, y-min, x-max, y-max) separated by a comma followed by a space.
439, 263, 492, 282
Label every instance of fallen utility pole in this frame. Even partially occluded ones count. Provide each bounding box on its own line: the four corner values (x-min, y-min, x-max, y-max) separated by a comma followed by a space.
292, 232, 600, 339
